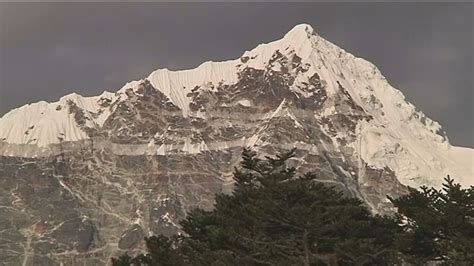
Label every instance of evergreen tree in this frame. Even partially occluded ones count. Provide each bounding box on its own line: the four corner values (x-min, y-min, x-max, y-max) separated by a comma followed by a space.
114, 148, 401, 265
389, 176, 474, 264
111, 254, 134, 266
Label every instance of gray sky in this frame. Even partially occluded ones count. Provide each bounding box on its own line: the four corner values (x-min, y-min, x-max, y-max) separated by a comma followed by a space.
0, 3, 472, 147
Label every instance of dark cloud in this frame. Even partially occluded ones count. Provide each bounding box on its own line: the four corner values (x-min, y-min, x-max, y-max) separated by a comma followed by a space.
0, 3, 472, 147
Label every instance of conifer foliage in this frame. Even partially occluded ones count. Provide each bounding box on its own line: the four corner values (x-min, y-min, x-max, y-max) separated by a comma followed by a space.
113, 149, 400, 265
389, 176, 474, 264
112, 149, 473, 265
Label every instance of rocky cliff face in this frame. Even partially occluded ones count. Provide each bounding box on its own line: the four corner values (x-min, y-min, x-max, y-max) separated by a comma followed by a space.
0, 24, 472, 265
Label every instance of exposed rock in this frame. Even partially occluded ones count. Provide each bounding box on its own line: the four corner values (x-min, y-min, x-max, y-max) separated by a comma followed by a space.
118, 225, 144, 250
0, 23, 470, 265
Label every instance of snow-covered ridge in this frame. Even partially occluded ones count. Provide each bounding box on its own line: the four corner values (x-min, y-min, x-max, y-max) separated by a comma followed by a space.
117, 23, 316, 116
0, 91, 115, 147
0, 24, 316, 147
0, 23, 472, 188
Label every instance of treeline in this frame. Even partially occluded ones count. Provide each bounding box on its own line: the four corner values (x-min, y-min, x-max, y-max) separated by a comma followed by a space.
113, 149, 474, 265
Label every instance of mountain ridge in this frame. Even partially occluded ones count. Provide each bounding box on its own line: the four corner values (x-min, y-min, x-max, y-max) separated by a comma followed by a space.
1, 23, 471, 188
1, 23, 473, 265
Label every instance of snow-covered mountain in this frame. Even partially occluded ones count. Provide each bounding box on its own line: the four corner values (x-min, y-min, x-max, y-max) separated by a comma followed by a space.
1, 24, 471, 187
0, 24, 472, 264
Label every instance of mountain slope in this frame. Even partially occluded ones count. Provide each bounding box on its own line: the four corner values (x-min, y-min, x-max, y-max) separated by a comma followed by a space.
0, 23, 472, 264
1, 24, 471, 187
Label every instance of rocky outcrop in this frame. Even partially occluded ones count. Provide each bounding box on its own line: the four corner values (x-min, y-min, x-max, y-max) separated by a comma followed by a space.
0, 23, 471, 265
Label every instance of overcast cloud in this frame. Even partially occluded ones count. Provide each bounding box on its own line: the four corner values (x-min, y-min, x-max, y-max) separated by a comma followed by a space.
0, 3, 472, 147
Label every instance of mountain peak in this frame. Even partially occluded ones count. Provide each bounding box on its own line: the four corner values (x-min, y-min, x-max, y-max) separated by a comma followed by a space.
0, 23, 472, 188
284, 23, 315, 39
1, 22, 473, 265
239, 23, 318, 70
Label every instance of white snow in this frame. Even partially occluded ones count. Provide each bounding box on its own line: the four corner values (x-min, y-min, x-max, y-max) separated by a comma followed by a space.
237, 99, 252, 107
0, 92, 115, 146
0, 23, 472, 188
119, 61, 239, 117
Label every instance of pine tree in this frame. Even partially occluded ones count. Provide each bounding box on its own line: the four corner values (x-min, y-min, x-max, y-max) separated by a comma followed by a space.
389, 176, 474, 264
111, 254, 133, 266
114, 149, 401, 265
